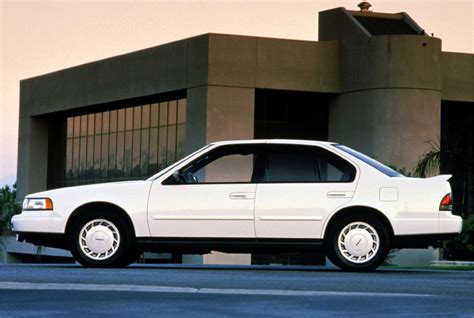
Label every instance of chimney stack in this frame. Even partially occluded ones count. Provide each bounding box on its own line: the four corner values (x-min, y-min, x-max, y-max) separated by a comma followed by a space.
357, 2, 372, 12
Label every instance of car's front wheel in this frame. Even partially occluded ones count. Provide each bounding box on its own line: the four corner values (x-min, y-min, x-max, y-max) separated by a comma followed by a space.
70, 212, 136, 267
325, 216, 390, 271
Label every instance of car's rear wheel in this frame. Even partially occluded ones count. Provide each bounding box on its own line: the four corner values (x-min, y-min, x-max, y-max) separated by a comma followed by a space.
325, 216, 390, 271
70, 212, 136, 267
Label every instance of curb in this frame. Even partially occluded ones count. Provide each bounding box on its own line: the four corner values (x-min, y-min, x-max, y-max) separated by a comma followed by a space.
431, 260, 474, 266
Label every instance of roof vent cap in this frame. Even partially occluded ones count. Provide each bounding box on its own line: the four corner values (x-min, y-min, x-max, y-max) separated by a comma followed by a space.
358, 1, 372, 12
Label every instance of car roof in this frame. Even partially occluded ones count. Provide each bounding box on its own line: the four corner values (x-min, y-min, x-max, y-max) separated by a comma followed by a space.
210, 139, 336, 146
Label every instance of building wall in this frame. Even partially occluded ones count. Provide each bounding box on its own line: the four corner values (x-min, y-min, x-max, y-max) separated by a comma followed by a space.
207, 34, 341, 92
19, 35, 209, 118
206, 86, 255, 142
320, 7, 443, 172
185, 86, 208, 154
329, 89, 441, 171
441, 52, 474, 102
17, 117, 49, 197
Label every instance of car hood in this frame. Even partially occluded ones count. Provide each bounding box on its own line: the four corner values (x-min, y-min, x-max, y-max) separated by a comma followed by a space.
25, 180, 150, 199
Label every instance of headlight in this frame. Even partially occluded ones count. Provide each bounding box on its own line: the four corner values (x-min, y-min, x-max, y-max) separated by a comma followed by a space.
22, 198, 54, 211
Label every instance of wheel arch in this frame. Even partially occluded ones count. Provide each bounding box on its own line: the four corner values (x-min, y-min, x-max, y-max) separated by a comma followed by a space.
322, 205, 394, 240
65, 201, 136, 239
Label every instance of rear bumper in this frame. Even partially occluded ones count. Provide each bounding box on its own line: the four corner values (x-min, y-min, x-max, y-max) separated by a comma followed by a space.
392, 233, 460, 248
392, 212, 462, 237
392, 213, 462, 248
439, 212, 463, 233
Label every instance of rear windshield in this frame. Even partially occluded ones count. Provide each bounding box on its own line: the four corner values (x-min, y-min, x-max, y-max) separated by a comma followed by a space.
333, 144, 403, 177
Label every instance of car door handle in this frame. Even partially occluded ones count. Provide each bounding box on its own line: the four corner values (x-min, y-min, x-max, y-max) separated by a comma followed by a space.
229, 192, 255, 200
327, 191, 354, 198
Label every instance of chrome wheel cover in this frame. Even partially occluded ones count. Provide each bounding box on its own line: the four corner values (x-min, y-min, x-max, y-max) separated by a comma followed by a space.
79, 219, 120, 261
337, 222, 379, 264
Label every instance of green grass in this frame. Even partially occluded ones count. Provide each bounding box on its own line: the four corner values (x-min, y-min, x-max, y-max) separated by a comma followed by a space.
382, 265, 474, 271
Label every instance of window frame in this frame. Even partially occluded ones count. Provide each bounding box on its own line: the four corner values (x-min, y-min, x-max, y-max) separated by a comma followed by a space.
162, 143, 357, 186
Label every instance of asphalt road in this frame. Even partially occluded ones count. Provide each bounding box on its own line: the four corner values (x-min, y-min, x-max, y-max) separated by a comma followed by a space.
0, 264, 473, 317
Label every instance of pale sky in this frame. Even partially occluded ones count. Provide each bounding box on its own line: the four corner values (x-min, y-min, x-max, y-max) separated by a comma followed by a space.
0, 0, 473, 186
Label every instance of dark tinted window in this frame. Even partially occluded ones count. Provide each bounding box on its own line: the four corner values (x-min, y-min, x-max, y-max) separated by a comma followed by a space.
265, 148, 319, 182
334, 144, 402, 177
318, 148, 357, 182
263, 145, 355, 183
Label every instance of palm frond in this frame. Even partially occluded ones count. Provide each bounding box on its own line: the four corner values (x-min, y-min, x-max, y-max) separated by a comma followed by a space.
413, 139, 441, 178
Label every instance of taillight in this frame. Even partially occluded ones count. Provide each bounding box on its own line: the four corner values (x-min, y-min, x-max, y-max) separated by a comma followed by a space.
440, 193, 452, 211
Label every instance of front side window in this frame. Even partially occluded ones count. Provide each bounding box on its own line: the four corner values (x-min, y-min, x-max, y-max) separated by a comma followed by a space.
167, 144, 264, 184
263, 145, 355, 183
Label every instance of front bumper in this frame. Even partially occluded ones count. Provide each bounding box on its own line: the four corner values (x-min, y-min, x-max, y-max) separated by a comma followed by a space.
11, 211, 65, 234
11, 211, 69, 249
16, 232, 68, 249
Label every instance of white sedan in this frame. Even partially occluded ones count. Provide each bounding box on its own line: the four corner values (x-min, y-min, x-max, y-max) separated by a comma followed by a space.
12, 140, 462, 271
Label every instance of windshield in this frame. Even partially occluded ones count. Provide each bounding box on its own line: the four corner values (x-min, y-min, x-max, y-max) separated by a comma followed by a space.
333, 144, 403, 177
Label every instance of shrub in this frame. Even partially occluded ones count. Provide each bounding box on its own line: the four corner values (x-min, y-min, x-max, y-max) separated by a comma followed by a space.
0, 184, 21, 237
443, 215, 474, 261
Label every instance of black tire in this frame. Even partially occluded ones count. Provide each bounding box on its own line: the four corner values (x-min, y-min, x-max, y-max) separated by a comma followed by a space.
325, 215, 390, 272
69, 211, 137, 268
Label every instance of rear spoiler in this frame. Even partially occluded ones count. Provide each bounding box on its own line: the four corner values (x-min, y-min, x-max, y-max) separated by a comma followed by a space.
428, 175, 452, 181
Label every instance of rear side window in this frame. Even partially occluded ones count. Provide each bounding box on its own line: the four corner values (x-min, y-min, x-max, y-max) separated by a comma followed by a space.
263, 145, 356, 183
318, 148, 356, 182
333, 144, 402, 177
